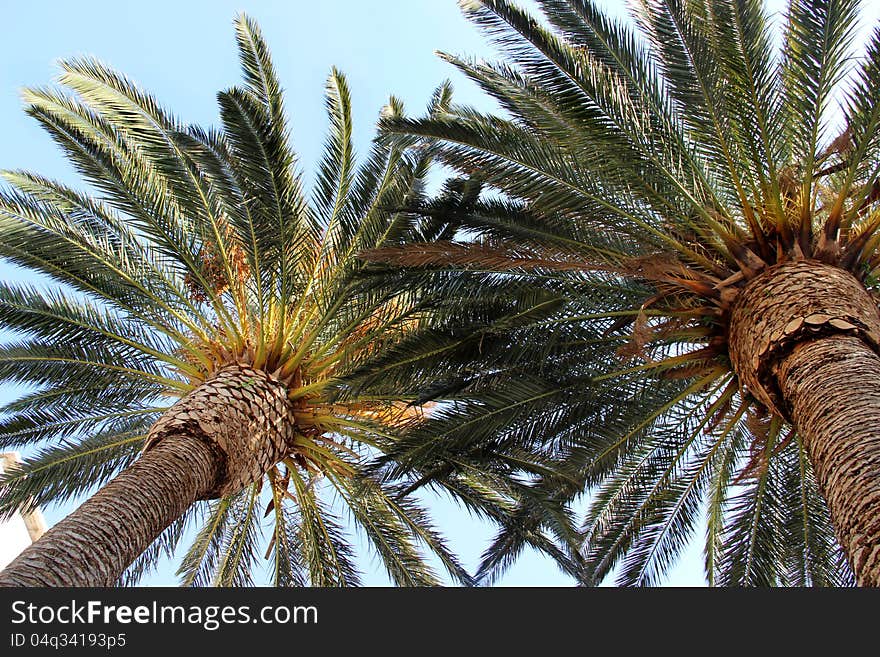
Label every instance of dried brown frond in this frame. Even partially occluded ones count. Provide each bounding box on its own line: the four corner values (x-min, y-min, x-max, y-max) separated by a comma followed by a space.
704, 392, 734, 435
623, 254, 723, 298
361, 240, 611, 274
660, 361, 718, 379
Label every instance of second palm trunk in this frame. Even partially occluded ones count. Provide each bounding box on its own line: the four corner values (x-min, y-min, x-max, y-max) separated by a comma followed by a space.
729, 260, 880, 586
0, 364, 294, 587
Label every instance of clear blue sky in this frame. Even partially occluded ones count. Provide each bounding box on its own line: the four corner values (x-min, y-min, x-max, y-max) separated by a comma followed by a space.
2, 0, 877, 587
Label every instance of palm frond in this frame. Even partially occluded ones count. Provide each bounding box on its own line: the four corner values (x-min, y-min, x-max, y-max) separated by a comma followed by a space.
0, 418, 149, 517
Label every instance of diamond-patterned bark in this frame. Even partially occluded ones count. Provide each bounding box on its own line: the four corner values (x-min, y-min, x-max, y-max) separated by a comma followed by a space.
144, 364, 295, 498
728, 259, 880, 418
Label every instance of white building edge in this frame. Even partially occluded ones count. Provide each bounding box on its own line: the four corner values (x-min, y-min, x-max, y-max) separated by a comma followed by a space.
0, 452, 47, 571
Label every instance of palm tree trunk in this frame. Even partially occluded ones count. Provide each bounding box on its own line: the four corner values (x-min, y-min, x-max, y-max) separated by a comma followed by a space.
0, 435, 218, 586
0, 364, 294, 587
729, 260, 880, 586
777, 335, 880, 587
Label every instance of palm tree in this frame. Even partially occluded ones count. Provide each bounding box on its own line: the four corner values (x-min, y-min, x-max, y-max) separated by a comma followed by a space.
0, 14, 481, 587
368, 0, 880, 586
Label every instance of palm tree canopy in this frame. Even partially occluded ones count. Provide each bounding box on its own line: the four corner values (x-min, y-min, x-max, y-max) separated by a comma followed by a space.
0, 13, 499, 586
364, 0, 880, 586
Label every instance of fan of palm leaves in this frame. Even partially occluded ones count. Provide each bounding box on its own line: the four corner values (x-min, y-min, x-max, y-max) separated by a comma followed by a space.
356, 0, 880, 586
0, 14, 502, 586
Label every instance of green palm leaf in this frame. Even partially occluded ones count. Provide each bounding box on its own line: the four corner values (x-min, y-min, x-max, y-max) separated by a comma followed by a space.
0, 13, 523, 587
373, 0, 877, 586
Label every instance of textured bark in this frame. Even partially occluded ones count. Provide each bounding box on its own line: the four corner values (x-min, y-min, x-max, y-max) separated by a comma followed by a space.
728, 259, 880, 418
0, 363, 295, 586
728, 260, 880, 586
0, 435, 218, 586
144, 364, 296, 497
777, 336, 880, 587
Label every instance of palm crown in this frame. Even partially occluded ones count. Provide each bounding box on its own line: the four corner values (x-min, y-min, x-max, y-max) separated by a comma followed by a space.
367, 0, 880, 586
0, 14, 477, 586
